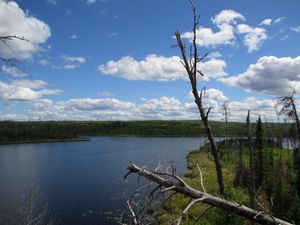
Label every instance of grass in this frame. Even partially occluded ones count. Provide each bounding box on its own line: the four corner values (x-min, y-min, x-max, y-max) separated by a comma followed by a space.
158, 140, 296, 225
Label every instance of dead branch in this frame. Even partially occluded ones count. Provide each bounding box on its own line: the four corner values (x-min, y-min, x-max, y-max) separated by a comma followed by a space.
196, 164, 206, 193
127, 164, 292, 225
175, 0, 224, 196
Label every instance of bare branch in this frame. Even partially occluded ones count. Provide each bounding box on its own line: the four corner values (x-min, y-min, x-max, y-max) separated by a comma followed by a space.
176, 197, 206, 225
196, 164, 206, 193
127, 164, 292, 225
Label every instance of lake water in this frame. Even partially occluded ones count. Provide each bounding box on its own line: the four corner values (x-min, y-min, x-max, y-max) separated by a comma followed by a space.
0, 136, 208, 225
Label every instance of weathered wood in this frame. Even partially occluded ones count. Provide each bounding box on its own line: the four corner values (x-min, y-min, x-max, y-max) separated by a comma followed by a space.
127, 164, 292, 225
174, 1, 225, 196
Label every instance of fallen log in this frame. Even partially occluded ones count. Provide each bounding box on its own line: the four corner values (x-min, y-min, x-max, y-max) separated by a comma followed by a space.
126, 164, 292, 225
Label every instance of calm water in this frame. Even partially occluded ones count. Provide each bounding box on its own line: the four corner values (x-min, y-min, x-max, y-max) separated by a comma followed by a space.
0, 136, 208, 225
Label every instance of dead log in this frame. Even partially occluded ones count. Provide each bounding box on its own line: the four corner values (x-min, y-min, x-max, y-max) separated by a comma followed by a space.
127, 164, 292, 225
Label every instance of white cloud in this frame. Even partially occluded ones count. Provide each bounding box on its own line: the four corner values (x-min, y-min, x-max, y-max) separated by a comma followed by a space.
69, 34, 77, 39
86, 0, 96, 5
181, 23, 236, 48
182, 9, 245, 48
64, 98, 135, 111
198, 58, 227, 80
207, 51, 222, 59
0, 79, 62, 101
187, 88, 228, 111
1, 65, 27, 77
237, 24, 267, 52
211, 9, 245, 25
0, 0, 51, 59
274, 17, 286, 24
140, 97, 180, 113
259, 18, 272, 26
39, 59, 50, 66
62, 56, 86, 70
98, 54, 227, 81
21, 92, 281, 122
11, 79, 47, 88
291, 26, 300, 33
220, 56, 300, 95
99, 55, 185, 81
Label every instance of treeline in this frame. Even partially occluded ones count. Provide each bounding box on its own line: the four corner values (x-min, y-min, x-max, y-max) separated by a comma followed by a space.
0, 120, 291, 144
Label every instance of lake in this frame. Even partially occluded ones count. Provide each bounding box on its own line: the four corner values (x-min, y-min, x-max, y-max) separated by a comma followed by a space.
0, 136, 208, 225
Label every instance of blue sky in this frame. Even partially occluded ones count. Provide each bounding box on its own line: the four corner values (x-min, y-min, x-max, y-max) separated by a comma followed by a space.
0, 0, 300, 121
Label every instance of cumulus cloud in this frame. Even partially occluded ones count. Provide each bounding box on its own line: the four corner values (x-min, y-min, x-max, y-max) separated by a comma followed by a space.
0, 0, 51, 59
259, 18, 272, 26
20, 91, 282, 122
211, 9, 245, 25
220, 56, 300, 95
64, 98, 135, 111
182, 23, 236, 47
181, 9, 245, 48
0, 79, 62, 101
99, 55, 184, 81
237, 24, 267, 52
1, 65, 27, 77
98, 54, 227, 81
291, 26, 300, 33
181, 9, 268, 52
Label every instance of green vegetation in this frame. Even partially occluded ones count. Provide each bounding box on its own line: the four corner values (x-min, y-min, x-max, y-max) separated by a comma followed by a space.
0, 120, 291, 144
159, 139, 299, 224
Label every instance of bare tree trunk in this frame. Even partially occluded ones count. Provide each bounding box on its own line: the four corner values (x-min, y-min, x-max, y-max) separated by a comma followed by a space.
127, 164, 292, 225
291, 98, 300, 146
246, 111, 255, 210
174, 0, 224, 196
236, 137, 244, 186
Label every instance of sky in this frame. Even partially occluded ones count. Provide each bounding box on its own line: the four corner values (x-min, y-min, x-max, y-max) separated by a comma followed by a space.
0, 0, 300, 122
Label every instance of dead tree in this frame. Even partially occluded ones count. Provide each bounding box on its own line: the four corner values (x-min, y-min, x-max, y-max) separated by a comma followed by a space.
276, 90, 300, 145
174, 0, 224, 196
222, 101, 229, 144
126, 164, 292, 225
246, 110, 256, 210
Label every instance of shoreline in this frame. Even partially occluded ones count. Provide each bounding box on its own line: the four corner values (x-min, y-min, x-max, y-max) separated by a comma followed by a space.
0, 138, 90, 145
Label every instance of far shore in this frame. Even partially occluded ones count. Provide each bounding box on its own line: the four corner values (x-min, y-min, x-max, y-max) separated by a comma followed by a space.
0, 138, 90, 145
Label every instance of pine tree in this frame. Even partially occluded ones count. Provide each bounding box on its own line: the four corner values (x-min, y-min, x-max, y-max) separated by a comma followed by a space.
254, 115, 264, 187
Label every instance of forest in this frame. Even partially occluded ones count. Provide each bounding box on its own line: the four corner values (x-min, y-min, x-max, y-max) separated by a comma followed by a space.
0, 120, 290, 144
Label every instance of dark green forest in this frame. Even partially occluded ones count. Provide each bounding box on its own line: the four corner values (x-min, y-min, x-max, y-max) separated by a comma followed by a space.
0, 120, 291, 144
